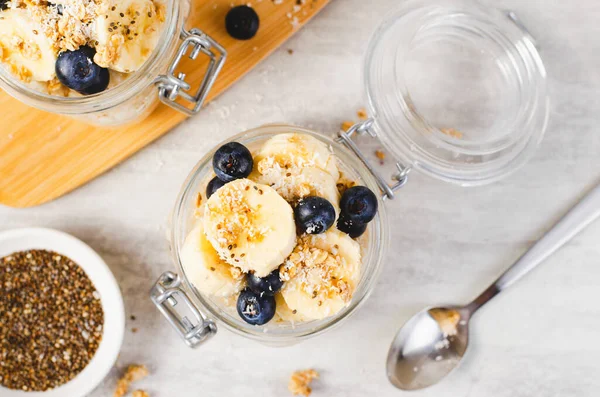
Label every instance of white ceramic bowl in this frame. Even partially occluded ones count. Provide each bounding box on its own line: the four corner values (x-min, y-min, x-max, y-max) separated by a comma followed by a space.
0, 228, 125, 397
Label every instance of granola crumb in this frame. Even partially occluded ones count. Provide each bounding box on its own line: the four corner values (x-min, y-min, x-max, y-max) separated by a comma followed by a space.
280, 234, 355, 303
195, 192, 203, 208
440, 127, 463, 139
132, 391, 150, 397
287, 48, 294, 55
289, 369, 319, 397
428, 308, 460, 337
336, 173, 356, 196
114, 379, 128, 397
356, 108, 368, 120
113, 365, 149, 397
341, 121, 354, 132
375, 149, 386, 164
131, 327, 138, 333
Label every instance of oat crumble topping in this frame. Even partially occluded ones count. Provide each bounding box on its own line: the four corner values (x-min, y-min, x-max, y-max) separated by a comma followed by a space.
27, 0, 99, 54
281, 235, 353, 303
256, 135, 324, 173
114, 364, 149, 397
205, 179, 269, 255
428, 308, 460, 337
289, 369, 319, 397
9, 62, 32, 82
94, 32, 124, 68
336, 173, 356, 196
46, 76, 70, 95
256, 156, 334, 204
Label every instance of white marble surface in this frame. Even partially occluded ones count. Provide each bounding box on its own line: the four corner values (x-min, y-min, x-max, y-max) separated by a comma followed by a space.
2, 0, 600, 396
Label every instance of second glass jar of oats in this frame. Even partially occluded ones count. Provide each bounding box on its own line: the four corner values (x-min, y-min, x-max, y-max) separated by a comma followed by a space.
150, 0, 548, 347
0, 0, 225, 126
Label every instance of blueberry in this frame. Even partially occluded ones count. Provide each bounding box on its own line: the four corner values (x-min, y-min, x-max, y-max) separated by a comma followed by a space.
55, 46, 109, 95
247, 269, 283, 295
337, 214, 367, 238
225, 5, 259, 40
294, 196, 336, 235
213, 142, 253, 182
236, 288, 276, 325
339, 186, 378, 224
206, 176, 227, 198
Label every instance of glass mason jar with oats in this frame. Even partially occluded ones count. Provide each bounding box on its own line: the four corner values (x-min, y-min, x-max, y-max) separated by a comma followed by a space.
0, 0, 224, 126
151, 0, 549, 348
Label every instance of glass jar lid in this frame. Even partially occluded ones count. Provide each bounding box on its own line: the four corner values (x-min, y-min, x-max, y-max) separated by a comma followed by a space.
364, 0, 549, 186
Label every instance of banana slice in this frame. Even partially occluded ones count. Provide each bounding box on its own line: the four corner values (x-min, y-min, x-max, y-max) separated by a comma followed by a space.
0, 9, 57, 82
250, 166, 340, 212
180, 220, 244, 297
94, 0, 164, 73
280, 230, 361, 320
254, 133, 339, 182
274, 292, 308, 323
203, 178, 297, 278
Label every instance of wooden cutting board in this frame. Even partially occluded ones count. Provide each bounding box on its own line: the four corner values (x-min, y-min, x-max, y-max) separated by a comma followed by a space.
0, 0, 330, 208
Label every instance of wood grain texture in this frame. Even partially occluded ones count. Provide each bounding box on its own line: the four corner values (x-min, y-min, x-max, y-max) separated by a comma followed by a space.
0, 0, 330, 208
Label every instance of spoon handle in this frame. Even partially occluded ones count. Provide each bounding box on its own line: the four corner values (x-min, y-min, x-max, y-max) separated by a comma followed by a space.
469, 183, 600, 312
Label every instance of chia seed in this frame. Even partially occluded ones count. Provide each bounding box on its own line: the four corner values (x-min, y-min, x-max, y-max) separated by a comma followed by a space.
0, 250, 104, 391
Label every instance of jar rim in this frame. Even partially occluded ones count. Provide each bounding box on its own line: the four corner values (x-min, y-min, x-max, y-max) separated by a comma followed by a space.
169, 125, 390, 342
0, 0, 180, 114
364, 0, 549, 186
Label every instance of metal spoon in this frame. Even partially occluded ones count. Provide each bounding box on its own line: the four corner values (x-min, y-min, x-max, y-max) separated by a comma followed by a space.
387, 183, 600, 390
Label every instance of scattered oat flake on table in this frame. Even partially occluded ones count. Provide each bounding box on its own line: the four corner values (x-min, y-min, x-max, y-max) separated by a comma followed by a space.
114, 379, 128, 397
440, 127, 463, 139
357, 108, 368, 120
289, 369, 319, 396
290, 16, 300, 29
114, 364, 149, 397
125, 364, 149, 382
132, 390, 150, 397
341, 120, 354, 132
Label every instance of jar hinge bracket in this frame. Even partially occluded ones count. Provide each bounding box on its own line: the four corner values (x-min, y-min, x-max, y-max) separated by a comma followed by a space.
156, 28, 227, 116
150, 271, 217, 348
336, 118, 411, 200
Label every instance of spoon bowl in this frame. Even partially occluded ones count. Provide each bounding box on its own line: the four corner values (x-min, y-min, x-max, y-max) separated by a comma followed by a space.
386, 306, 470, 390
386, 181, 600, 390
